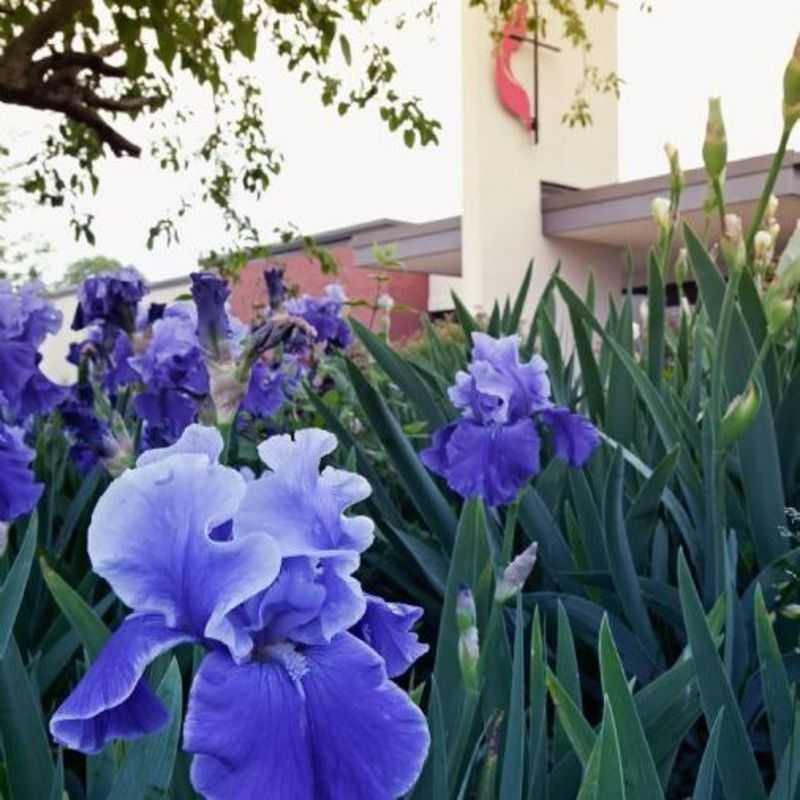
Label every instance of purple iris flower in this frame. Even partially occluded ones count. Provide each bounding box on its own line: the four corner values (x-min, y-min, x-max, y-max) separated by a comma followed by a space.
421, 333, 599, 506
59, 383, 113, 474
50, 425, 429, 799
239, 360, 295, 420
72, 268, 146, 333
190, 272, 234, 358
0, 422, 42, 523
264, 266, 287, 310
0, 281, 66, 421
130, 306, 210, 446
286, 284, 352, 351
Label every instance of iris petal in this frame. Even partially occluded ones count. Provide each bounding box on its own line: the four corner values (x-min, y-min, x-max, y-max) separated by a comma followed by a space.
422, 418, 541, 506
352, 594, 428, 678
50, 614, 193, 754
88, 450, 280, 659
137, 423, 223, 467
540, 406, 600, 466
184, 633, 429, 800
235, 429, 373, 557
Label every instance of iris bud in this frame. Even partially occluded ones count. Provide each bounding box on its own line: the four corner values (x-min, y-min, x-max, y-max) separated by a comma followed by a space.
456, 584, 477, 634
456, 585, 480, 692
208, 360, 248, 426
754, 230, 774, 267
783, 36, 800, 130
651, 197, 671, 231
495, 542, 538, 602
777, 223, 800, 291
664, 142, 684, 195
767, 194, 780, 221
703, 98, 728, 181
721, 214, 746, 272
720, 382, 761, 449
765, 287, 794, 337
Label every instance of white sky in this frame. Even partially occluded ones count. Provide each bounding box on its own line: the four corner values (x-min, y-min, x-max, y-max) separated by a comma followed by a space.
2, 0, 799, 283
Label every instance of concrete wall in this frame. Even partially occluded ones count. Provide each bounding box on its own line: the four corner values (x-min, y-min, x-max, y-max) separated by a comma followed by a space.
460, 1, 622, 322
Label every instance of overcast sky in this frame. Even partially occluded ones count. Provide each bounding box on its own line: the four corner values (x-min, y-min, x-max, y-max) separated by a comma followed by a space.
3, 0, 799, 284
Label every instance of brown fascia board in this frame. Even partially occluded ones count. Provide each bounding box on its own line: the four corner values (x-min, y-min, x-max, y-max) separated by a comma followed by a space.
542, 150, 800, 236
351, 216, 462, 267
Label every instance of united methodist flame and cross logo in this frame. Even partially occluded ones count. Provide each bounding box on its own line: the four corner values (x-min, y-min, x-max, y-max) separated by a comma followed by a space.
494, 2, 534, 131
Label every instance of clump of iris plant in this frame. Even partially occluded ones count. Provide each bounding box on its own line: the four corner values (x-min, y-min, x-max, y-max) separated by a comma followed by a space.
0, 279, 66, 421
50, 424, 430, 799
421, 333, 599, 506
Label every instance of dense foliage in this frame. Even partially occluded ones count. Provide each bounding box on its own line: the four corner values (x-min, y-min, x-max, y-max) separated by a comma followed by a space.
0, 29, 799, 800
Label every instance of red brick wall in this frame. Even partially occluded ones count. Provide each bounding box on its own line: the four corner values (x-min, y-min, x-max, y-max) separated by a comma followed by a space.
230, 246, 429, 340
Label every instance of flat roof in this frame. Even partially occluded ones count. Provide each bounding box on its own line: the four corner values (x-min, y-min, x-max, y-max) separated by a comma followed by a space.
542, 150, 800, 253
351, 216, 461, 276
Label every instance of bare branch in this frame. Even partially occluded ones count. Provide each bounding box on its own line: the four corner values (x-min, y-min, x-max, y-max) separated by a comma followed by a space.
35, 50, 128, 78
81, 87, 163, 113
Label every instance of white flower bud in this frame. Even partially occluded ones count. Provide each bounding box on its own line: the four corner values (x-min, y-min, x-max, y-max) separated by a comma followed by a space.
767, 194, 780, 220
754, 230, 774, 267
722, 214, 746, 272
651, 197, 671, 230
377, 293, 395, 312
495, 542, 538, 602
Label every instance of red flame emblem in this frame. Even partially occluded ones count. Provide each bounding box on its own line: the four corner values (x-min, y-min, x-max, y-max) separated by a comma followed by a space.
494, 3, 533, 130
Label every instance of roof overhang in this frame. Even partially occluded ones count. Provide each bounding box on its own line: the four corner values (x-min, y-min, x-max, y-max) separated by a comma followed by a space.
542, 151, 800, 256
351, 216, 462, 276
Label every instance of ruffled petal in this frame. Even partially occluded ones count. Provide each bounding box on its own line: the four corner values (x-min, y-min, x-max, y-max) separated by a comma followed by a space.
352, 594, 428, 678
50, 614, 193, 754
237, 552, 365, 646
540, 406, 600, 466
137, 423, 223, 467
88, 449, 281, 659
234, 429, 374, 557
423, 419, 541, 506
184, 633, 429, 800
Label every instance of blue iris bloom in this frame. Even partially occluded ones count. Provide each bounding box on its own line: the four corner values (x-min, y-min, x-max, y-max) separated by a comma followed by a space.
0, 422, 42, 523
190, 272, 236, 359
240, 360, 291, 420
264, 266, 287, 310
286, 284, 352, 351
130, 306, 210, 446
72, 268, 146, 333
421, 333, 599, 506
50, 425, 429, 799
0, 280, 66, 421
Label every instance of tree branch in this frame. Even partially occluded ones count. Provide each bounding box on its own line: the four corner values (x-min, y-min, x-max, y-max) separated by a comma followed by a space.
0, 3, 146, 157
3, 0, 90, 65
35, 50, 128, 79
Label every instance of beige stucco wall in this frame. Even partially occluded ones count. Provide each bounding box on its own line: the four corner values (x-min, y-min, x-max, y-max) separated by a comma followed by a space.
460, 1, 622, 322
39, 278, 191, 384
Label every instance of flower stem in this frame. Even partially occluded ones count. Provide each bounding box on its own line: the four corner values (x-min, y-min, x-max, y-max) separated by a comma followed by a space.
746, 125, 792, 258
